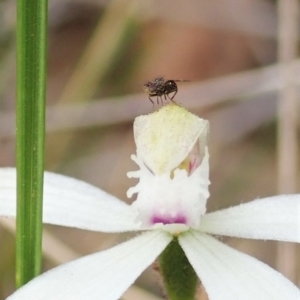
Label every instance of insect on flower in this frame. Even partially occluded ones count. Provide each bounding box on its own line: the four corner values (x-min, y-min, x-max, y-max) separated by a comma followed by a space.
143, 77, 189, 106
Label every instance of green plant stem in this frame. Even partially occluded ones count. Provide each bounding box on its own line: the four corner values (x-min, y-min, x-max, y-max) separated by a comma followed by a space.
16, 0, 48, 288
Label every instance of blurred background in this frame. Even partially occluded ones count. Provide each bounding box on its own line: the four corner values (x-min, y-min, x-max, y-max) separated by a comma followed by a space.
0, 0, 299, 299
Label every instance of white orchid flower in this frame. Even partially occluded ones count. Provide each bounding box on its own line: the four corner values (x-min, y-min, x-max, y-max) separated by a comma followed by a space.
1, 103, 300, 300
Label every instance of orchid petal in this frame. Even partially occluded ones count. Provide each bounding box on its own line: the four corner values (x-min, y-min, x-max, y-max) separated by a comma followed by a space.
179, 231, 300, 300
0, 168, 139, 232
200, 195, 300, 242
7, 231, 172, 300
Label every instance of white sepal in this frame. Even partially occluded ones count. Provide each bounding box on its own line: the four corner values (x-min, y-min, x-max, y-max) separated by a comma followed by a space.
200, 195, 300, 242
179, 231, 300, 300
7, 231, 172, 300
0, 168, 139, 232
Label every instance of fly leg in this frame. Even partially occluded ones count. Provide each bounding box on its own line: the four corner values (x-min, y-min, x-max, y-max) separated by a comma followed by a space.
169, 89, 177, 103
149, 96, 154, 109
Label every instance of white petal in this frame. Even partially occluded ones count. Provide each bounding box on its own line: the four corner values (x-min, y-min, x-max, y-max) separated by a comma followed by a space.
0, 168, 139, 232
134, 104, 209, 174
179, 231, 300, 300
0, 168, 16, 217
200, 195, 300, 242
7, 231, 172, 300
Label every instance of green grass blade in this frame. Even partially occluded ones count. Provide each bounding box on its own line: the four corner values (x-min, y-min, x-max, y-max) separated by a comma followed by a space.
16, 0, 48, 287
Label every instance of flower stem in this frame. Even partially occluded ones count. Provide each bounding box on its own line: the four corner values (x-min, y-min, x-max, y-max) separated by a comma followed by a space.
159, 238, 199, 300
16, 0, 48, 288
